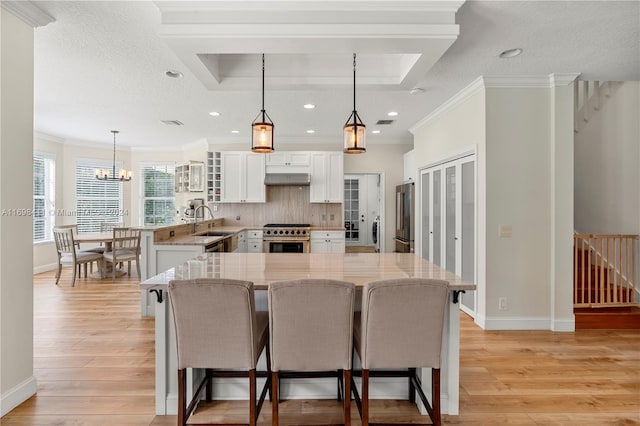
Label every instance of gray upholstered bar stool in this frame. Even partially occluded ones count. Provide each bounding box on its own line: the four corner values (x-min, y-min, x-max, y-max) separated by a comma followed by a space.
351, 278, 449, 426
268, 279, 356, 426
168, 278, 271, 426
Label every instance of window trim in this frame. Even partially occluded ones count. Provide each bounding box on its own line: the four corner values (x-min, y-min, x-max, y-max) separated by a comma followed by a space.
33, 151, 56, 244
140, 162, 176, 226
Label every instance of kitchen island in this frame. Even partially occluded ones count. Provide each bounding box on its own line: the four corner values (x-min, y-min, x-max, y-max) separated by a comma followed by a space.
141, 252, 475, 417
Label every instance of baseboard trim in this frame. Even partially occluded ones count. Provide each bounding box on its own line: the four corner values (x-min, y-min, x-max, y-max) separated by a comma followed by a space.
0, 375, 37, 416
33, 263, 57, 275
551, 318, 575, 332
483, 316, 551, 330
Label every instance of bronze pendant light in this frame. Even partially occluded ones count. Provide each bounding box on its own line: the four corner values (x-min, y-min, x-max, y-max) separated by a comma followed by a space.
252, 54, 274, 153
343, 53, 366, 154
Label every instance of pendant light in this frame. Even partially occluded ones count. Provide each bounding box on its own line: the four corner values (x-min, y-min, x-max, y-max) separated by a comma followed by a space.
252, 54, 274, 153
343, 53, 366, 154
94, 130, 132, 181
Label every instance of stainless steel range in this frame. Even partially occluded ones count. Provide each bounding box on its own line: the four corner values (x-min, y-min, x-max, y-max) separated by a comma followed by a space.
263, 223, 311, 253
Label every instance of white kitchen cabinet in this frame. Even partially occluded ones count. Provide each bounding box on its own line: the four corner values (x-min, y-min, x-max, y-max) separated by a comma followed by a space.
221, 152, 266, 203
310, 230, 345, 253
310, 152, 343, 203
237, 230, 248, 253
206, 152, 222, 202
266, 152, 310, 174
403, 149, 415, 183
247, 230, 263, 253
175, 161, 205, 193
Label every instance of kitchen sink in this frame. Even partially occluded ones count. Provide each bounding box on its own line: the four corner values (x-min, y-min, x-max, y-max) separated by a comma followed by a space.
196, 231, 233, 237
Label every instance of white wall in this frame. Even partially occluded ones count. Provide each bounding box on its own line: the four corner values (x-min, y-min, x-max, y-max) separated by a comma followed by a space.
412, 88, 487, 324
411, 78, 575, 331
1, 9, 37, 415
574, 82, 640, 235
343, 143, 413, 252
485, 87, 552, 326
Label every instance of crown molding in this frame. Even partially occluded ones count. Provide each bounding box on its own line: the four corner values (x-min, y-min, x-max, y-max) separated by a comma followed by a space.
34, 132, 64, 144
1, 1, 54, 28
550, 73, 581, 86
409, 73, 583, 133
409, 76, 484, 134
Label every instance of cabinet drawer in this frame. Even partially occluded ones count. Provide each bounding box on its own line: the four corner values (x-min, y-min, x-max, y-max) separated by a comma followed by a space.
248, 230, 263, 239
247, 242, 263, 253
311, 230, 345, 240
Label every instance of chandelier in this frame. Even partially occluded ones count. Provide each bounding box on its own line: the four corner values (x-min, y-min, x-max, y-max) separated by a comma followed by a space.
95, 130, 132, 181
343, 53, 366, 154
251, 54, 274, 153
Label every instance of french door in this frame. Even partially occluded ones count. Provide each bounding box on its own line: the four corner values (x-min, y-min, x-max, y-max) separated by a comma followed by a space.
420, 155, 476, 313
344, 174, 381, 250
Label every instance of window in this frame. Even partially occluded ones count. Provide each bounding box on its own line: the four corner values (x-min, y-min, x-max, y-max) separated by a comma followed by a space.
141, 163, 175, 226
75, 159, 123, 233
33, 153, 56, 242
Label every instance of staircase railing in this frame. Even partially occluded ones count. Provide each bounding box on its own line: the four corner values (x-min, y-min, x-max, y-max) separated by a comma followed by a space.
573, 234, 638, 307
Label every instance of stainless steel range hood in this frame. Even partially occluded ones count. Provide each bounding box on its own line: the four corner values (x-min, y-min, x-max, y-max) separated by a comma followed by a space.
264, 173, 310, 186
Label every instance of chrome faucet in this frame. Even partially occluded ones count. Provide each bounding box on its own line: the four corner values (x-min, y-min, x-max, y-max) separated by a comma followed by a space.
193, 204, 214, 233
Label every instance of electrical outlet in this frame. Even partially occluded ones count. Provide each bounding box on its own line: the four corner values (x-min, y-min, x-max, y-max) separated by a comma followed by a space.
330, 214, 335, 221
212, 205, 218, 212
169, 230, 175, 237
322, 214, 327, 221
236, 215, 241, 221
498, 297, 508, 311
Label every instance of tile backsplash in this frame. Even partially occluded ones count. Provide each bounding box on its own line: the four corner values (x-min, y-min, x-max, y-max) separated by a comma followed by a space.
209, 186, 343, 227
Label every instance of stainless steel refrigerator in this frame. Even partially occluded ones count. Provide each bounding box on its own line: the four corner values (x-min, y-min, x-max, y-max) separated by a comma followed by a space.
394, 182, 414, 253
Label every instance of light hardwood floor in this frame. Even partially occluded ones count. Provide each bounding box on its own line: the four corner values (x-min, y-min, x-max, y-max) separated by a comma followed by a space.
2, 270, 638, 425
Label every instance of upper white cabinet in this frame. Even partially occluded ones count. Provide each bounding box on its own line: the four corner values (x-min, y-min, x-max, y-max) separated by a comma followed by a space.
220, 152, 266, 203
403, 149, 415, 183
310, 152, 343, 203
175, 161, 204, 193
266, 151, 310, 174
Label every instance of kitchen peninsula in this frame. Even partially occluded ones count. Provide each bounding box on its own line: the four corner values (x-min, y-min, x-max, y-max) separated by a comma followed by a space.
141, 252, 475, 417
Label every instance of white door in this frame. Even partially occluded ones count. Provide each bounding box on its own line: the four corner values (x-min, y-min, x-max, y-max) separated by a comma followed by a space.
419, 155, 476, 314
344, 174, 381, 250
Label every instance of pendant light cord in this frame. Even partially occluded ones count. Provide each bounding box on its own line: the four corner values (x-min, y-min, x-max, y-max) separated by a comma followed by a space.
261, 54, 266, 120
112, 130, 117, 178
353, 53, 357, 116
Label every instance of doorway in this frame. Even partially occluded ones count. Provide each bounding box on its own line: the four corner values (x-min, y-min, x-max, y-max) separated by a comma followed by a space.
344, 174, 382, 252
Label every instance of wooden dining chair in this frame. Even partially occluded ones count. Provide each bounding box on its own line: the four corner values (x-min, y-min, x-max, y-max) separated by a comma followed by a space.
351, 278, 449, 426
268, 279, 355, 426
52, 227, 104, 286
102, 227, 141, 280
168, 278, 271, 426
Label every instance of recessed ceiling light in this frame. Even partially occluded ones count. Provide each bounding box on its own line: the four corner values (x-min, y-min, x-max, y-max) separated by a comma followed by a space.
387, 111, 398, 117
303, 104, 316, 109
499, 48, 523, 59
409, 87, 425, 95
231, 130, 240, 134
209, 111, 221, 116
306, 130, 315, 134
165, 70, 183, 78
371, 130, 381, 134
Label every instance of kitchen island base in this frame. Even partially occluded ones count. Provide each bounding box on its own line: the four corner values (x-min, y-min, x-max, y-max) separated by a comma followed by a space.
142, 253, 474, 416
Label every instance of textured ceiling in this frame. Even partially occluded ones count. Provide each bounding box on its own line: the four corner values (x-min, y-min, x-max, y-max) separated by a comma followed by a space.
32, 1, 640, 149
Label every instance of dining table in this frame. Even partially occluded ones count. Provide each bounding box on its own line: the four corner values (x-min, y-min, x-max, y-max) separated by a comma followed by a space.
74, 231, 126, 278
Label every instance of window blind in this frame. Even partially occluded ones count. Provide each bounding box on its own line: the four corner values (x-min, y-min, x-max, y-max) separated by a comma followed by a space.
75, 159, 123, 233
33, 153, 56, 242
141, 163, 175, 226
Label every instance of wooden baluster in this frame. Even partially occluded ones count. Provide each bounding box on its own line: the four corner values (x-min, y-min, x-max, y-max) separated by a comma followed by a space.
587, 236, 592, 305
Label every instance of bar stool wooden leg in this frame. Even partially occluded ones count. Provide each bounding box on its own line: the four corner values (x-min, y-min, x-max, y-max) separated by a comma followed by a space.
344, 369, 351, 426
271, 371, 279, 426
178, 369, 186, 426
249, 369, 257, 426
432, 368, 441, 426
362, 369, 369, 426
205, 368, 213, 402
